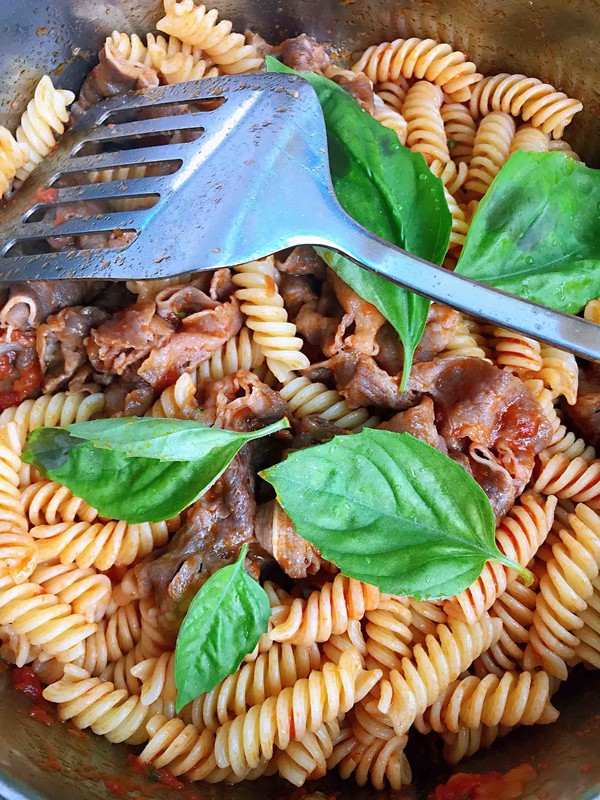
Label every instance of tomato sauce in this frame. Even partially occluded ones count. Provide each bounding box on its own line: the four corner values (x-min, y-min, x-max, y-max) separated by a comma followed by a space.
431, 764, 537, 800
34, 187, 59, 204
11, 666, 43, 701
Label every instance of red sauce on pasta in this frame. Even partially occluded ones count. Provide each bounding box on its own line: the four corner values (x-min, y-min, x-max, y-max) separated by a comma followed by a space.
11, 666, 43, 701
430, 764, 536, 800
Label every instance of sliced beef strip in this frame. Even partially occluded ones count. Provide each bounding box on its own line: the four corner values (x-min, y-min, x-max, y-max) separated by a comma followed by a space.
101, 376, 155, 417
379, 397, 448, 453
255, 500, 324, 580
37, 306, 110, 393
0, 329, 42, 410
244, 29, 275, 59
154, 283, 219, 327
71, 42, 159, 118
198, 369, 290, 432
279, 274, 319, 321
295, 301, 341, 357
278, 246, 327, 279
330, 71, 375, 113
276, 34, 330, 74
563, 363, 600, 448
413, 304, 460, 363
1, 281, 105, 330
291, 415, 348, 449
325, 351, 417, 410
329, 272, 386, 356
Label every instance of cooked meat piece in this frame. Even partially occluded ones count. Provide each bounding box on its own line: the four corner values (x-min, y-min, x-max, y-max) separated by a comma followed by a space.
279, 274, 319, 320
37, 306, 110, 392
244, 29, 274, 58
331, 71, 375, 113
379, 397, 448, 452
71, 42, 159, 118
414, 303, 460, 363
92, 282, 137, 314
209, 268, 234, 302
411, 356, 552, 488
375, 322, 404, 375
276, 34, 329, 74
102, 376, 156, 417
278, 246, 326, 279
129, 451, 258, 615
199, 369, 290, 431
326, 351, 416, 410
138, 298, 243, 390
154, 283, 219, 327
295, 301, 341, 357
0, 280, 104, 330
255, 500, 324, 579
468, 446, 519, 521
291, 415, 348, 449
563, 363, 600, 448
330, 272, 386, 356
0, 329, 42, 409
86, 302, 174, 376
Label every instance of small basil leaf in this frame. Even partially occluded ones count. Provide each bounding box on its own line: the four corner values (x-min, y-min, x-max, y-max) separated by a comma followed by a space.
22, 417, 289, 523
66, 416, 289, 461
456, 151, 600, 313
175, 544, 270, 711
260, 429, 531, 599
266, 56, 451, 389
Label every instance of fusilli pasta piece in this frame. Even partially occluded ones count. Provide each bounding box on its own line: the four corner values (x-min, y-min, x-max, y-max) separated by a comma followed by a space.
0, 127, 27, 197
534, 454, 600, 505
157, 0, 263, 74
138, 713, 218, 780
14, 75, 75, 184
379, 613, 503, 735
270, 574, 380, 646
510, 123, 550, 154
371, 96, 407, 145
444, 493, 556, 623
375, 79, 408, 111
43, 664, 151, 744
584, 298, 600, 324
441, 723, 509, 764
31, 563, 111, 623
408, 599, 448, 644
549, 138, 581, 160
328, 726, 411, 790
106, 30, 152, 65
489, 326, 543, 374
403, 81, 448, 167
352, 38, 482, 102
442, 102, 476, 164
147, 32, 219, 83
465, 112, 515, 198
280, 375, 372, 430
149, 371, 201, 419
0, 573, 95, 663
320, 619, 368, 665
276, 720, 340, 786
0, 392, 106, 435
22, 480, 99, 526
0, 626, 40, 667
232, 258, 310, 381
31, 517, 171, 570
574, 575, 600, 668
469, 73, 583, 139
531, 345, 578, 405
443, 187, 469, 250
525, 503, 600, 679
438, 314, 491, 360
363, 595, 413, 672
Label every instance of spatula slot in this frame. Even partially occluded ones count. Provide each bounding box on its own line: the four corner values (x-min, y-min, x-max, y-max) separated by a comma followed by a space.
22, 196, 160, 224
2, 230, 138, 258
99, 97, 226, 125
72, 128, 204, 157
49, 160, 182, 188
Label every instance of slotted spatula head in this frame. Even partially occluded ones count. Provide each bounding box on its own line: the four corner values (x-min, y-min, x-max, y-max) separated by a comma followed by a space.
0, 74, 336, 281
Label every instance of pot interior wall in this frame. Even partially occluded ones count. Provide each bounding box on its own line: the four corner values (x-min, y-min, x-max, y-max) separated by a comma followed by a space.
0, 1, 599, 798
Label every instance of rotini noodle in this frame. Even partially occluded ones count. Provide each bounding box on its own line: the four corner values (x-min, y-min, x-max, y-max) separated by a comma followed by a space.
363, 595, 413, 672
280, 374, 372, 430
22, 480, 99, 526
574, 575, 600, 668
375, 79, 408, 111
490, 327, 543, 374
465, 112, 515, 198
31, 563, 111, 623
509, 123, 550, 154
441, 723, 509, 764
403, 81, 448, 167
584, 298, 600, 324
328, 726, 411, 790
0, 127, 26, 197
371, 96, 407, 145
147, 31, 219, 83
442, 102, 476, 164
549, 138, 581, 160
0, 392, 105, 435
276, 720, 340, 786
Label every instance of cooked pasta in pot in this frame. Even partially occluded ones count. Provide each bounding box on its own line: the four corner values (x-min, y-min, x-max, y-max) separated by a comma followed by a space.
0, 2, 597, 794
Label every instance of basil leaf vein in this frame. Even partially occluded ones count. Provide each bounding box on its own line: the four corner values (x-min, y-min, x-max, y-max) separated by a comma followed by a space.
265, 56, 451, 389
174, 544, 271, 711
22, 416, 289, 523
260, 428, 531, 599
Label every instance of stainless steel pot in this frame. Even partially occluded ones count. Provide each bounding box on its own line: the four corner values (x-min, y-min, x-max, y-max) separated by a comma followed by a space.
0, 1, 598, 798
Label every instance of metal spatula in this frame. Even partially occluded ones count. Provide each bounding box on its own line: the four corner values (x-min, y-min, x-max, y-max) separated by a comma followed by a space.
1, 73, 598, 361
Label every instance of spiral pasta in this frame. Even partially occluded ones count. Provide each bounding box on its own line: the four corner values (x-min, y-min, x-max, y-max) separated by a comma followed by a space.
328, 726, 411, 790
30, 517, 171, 570
534, 454, 600, 505
138, 713, 219, 780
584, 298, 600, 324
147, 31, 219, 83
270, 574, 381, 646
443, 188, 469, 251
510, 123, 550, 154
574, 575, 600, 668
43, 664, 151, 744
363, 595, 413, 672
352, 38, 482, 102
31, 563, 111, 623
0, 573, 96, 663
438, 314, 491, 361
156, 0, 263, 74
321, 619, 368, 665
0, 392, 106, 434
22, 480, 99, 526
490, 327, 543, 374
375, 79, 408, 111
371, 97, 407, 145
444, 493, 556, 623
379, 614, 503, 735
195, 327, 264, 382
408, 599, 448, 644
280, 374, 372, 430
232, 258, 310, 381
441, 723, 510, 764
417, 670, 558, 734
277, 720, 340, 786
106, 30, 152, 65
525, 503, 600, 679
549, 138, 581, 160
469, 73, 583, 139
213, 649, 380, 775
0, 626, 40, 668
403, 81, 448, 168
465, 112, 515, 198
0, 127, 26, 197
14, 75, 75, 184
532, 345, 578, 405
442, 103, 476, 164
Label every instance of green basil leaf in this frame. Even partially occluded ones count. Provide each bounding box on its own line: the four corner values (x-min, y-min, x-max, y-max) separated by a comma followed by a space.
67, 416, 289, 461
260, 429, 531, 599
266, 56, 451, 389
22, 417, 289, 523
456, 151, 600, 313
175, 544, 270, 711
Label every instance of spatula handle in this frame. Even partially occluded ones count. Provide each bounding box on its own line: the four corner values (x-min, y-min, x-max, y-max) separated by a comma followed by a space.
316, 206, 600, 363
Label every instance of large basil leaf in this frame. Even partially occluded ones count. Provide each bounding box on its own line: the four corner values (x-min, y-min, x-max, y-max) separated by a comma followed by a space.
175, 544, 271, 711
266, 56, 451, 389
261, 429, 531, 599
22, 417, 289, 523
457, 151, 600, 313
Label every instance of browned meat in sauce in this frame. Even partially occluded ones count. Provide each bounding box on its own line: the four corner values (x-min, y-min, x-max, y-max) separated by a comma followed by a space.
255, 500, 324, 579
1, 281, 104, 330
563, 363, 600, 448
414, 304, 460, 363
329, 272, 386, 356
244, 29, 274, 58
291, 415, 348, 449
199, 369, 290, 431
102, 376, 156, 417
71, 42, 159, 118
278, 246, 326, 279
379, 397, 448, 452
279, 274, 319, 321
37, 306, 110, 393
0, 329, 42, 409
276, 34, 329, 74
324, 351, 416, 410
209, 268, 235, 303
331, 71, 375, 113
